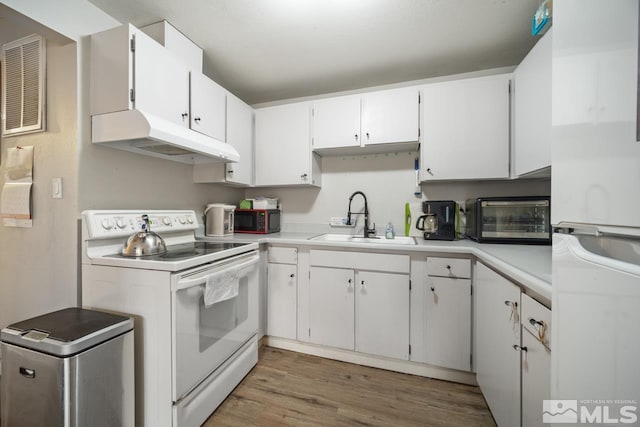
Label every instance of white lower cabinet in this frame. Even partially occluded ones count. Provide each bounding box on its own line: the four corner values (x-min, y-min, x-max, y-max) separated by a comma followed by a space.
521, 329, 551, 427
308, 250, 410, 361
267, 247, 298, 340
475, 262, 521, 427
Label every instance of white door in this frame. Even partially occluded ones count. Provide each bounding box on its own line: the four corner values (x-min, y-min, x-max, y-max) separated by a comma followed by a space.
190, 72, 226, 141
425, 276, 471, 371
522, 330, 551, 427
308, 267, 354, 350
420, 75, 510, 181
513, 29, 552, 176
312, 95, 361, 149
356, 270, 409, 360
361, 87, 419, 145
134, 30, 190, 128
225, 95, 253, 185
551, 0, 640, 228
267, 263, 297, 340
475, 262, 521, 427
255, 103, 312, 186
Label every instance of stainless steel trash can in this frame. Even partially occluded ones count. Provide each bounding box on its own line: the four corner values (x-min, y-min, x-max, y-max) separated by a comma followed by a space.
0, 307, 134, 427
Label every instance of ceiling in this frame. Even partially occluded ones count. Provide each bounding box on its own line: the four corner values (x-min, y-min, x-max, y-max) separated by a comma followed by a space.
87, 1, 542, 104
0, 4, 72, 46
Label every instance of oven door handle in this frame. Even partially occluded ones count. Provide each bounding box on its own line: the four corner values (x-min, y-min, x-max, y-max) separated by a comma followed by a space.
176, 254, 259, 290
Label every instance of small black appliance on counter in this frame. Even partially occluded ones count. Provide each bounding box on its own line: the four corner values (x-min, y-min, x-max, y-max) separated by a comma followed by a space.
416, 200, 459, 241
465, 196, 551, 244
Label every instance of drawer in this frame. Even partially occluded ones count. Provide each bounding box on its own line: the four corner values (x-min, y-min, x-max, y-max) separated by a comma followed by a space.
426, 257, 471, 279
521, 293, 551, 349
267, 246, 298, 264
310, 250, 409, 274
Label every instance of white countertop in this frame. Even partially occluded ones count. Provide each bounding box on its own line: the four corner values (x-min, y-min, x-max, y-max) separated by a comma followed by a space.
198, 232, 552, 303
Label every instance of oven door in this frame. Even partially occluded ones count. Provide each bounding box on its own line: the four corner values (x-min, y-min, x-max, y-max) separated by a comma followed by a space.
171, 251, 259, 401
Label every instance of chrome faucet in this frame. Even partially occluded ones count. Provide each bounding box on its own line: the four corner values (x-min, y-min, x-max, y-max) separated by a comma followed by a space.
347, 191, 376, 238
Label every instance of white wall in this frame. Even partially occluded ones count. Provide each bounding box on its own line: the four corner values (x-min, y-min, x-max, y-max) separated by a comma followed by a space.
0, 42, 79, 328
246, 152, 550, 235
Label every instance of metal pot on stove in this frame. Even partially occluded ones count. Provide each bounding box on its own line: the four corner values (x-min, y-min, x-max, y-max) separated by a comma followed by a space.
122, 214, 167, 256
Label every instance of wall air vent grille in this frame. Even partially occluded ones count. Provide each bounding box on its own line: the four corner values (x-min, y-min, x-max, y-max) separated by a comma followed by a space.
1, 34, 46, 136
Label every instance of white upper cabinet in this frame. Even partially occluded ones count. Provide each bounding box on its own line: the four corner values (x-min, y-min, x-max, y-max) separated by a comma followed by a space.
420, 74, 511, 181
513, 29, 552, 177
312, 95, 361, 150
190, 72, 226, 141
255, 102, 321, 187
360, 86, 419, 146
192, 93, 253, 186
91, 24, 190, 127
311, 87, 419, 153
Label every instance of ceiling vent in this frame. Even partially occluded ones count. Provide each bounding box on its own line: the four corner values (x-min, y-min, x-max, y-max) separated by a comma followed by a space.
1, 34, 46, 137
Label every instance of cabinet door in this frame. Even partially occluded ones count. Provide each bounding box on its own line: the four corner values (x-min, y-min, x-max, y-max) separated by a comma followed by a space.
513, 29, 552, 176
361, 87, 419, 145
134, 30, 190, 128
420, 75, 510, 181
312, 95, 361, 149
267, 263, 297, 340
522, 330, 551, 427
255, 103, 312, 186
425, 276, 471, 371
190, 72, 226, 141
308, 267, 354, 350
356, 271, 409, 360
475, 262, 521, 427
225, 95, 253, 185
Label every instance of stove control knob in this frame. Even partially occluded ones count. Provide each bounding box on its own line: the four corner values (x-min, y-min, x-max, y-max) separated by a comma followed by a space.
116, 219, 126, 229
101, 218, 114, 230
186, 216, 194, 224
179, 217, 186, 224
163, 216, 172, 226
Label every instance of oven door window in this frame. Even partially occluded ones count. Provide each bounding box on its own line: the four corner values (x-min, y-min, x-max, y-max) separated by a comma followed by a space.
172, 254, 258, 401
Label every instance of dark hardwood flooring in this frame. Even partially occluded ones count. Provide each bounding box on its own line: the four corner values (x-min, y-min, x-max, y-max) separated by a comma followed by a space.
203, 346, 496, 426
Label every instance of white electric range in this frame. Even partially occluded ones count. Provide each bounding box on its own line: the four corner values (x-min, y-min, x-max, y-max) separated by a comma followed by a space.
81, 210, 259, 427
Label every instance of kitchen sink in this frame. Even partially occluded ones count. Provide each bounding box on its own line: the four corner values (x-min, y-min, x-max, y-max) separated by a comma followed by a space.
309, 233, 416, 245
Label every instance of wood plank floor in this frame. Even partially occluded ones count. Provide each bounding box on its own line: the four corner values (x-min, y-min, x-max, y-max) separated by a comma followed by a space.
203, 346, 496, 426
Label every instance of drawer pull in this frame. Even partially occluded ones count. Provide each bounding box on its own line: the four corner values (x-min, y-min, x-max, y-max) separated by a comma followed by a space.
529, 318, 544, 327
289, 273, 295, 278
430, 286, 435, 292
529, 317, 548, 343
513, 345, 528, 352
19, 367, 35, 378
504, 300, 518, 307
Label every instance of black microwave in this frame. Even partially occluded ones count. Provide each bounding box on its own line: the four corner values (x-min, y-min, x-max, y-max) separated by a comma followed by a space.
465, 196, 551, 245
234, 209, 280, 234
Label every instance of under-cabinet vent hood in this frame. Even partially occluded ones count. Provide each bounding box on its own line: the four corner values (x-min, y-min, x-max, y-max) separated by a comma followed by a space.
91, 109, 239, 164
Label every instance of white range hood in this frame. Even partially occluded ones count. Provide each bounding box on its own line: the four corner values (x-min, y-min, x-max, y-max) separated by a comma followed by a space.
91, 109, 239, 164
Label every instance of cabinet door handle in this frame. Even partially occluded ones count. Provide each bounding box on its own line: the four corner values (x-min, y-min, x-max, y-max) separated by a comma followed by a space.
289, 273, 295, 278
181, 113, 188, 120
430, 286, 435, 292
513, 344, 528, 352
355, 134, 358, 141
504, 300, 518, 307
445, 265, 451, 270
19, 367, 35, 378
227, 169, 234, 175
194, 117, 201, 123
360, 280, 366, 289
529, 318, 544, 327
300, 173, 308, 181
366, 132, 370, 139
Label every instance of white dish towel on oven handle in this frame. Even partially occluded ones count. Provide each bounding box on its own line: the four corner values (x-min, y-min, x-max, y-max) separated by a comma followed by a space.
203, 256, 258, 307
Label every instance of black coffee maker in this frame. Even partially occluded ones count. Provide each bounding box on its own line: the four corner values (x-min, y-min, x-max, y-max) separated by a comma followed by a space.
416, 200, 458, 240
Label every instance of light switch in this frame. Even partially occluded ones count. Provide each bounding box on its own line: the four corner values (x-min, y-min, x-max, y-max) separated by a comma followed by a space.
52, 177, 63, 199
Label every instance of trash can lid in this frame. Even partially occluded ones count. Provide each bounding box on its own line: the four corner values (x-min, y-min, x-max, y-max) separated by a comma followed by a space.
0, 307, 133, 357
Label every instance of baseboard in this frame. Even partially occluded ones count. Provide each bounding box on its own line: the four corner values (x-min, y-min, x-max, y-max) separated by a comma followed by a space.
264, 336, 477, 386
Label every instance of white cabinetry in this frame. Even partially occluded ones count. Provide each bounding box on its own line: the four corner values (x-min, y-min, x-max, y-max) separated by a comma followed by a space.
421, 257, 471, 372
420, 74, 510, 181
521, 294, 551, 427
308, 250, 410, 360
193, 94, 254, 186
189, 72, 226, 141
311, 87, 419, 153
91, 24, 190, 127
513, 29, 552, 177
255, 103, 321, 187
475, 262, 521, 427
267, 247, 298, 340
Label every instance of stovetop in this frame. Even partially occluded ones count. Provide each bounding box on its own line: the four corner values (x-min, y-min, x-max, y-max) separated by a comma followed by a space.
105, 241, 250, 263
